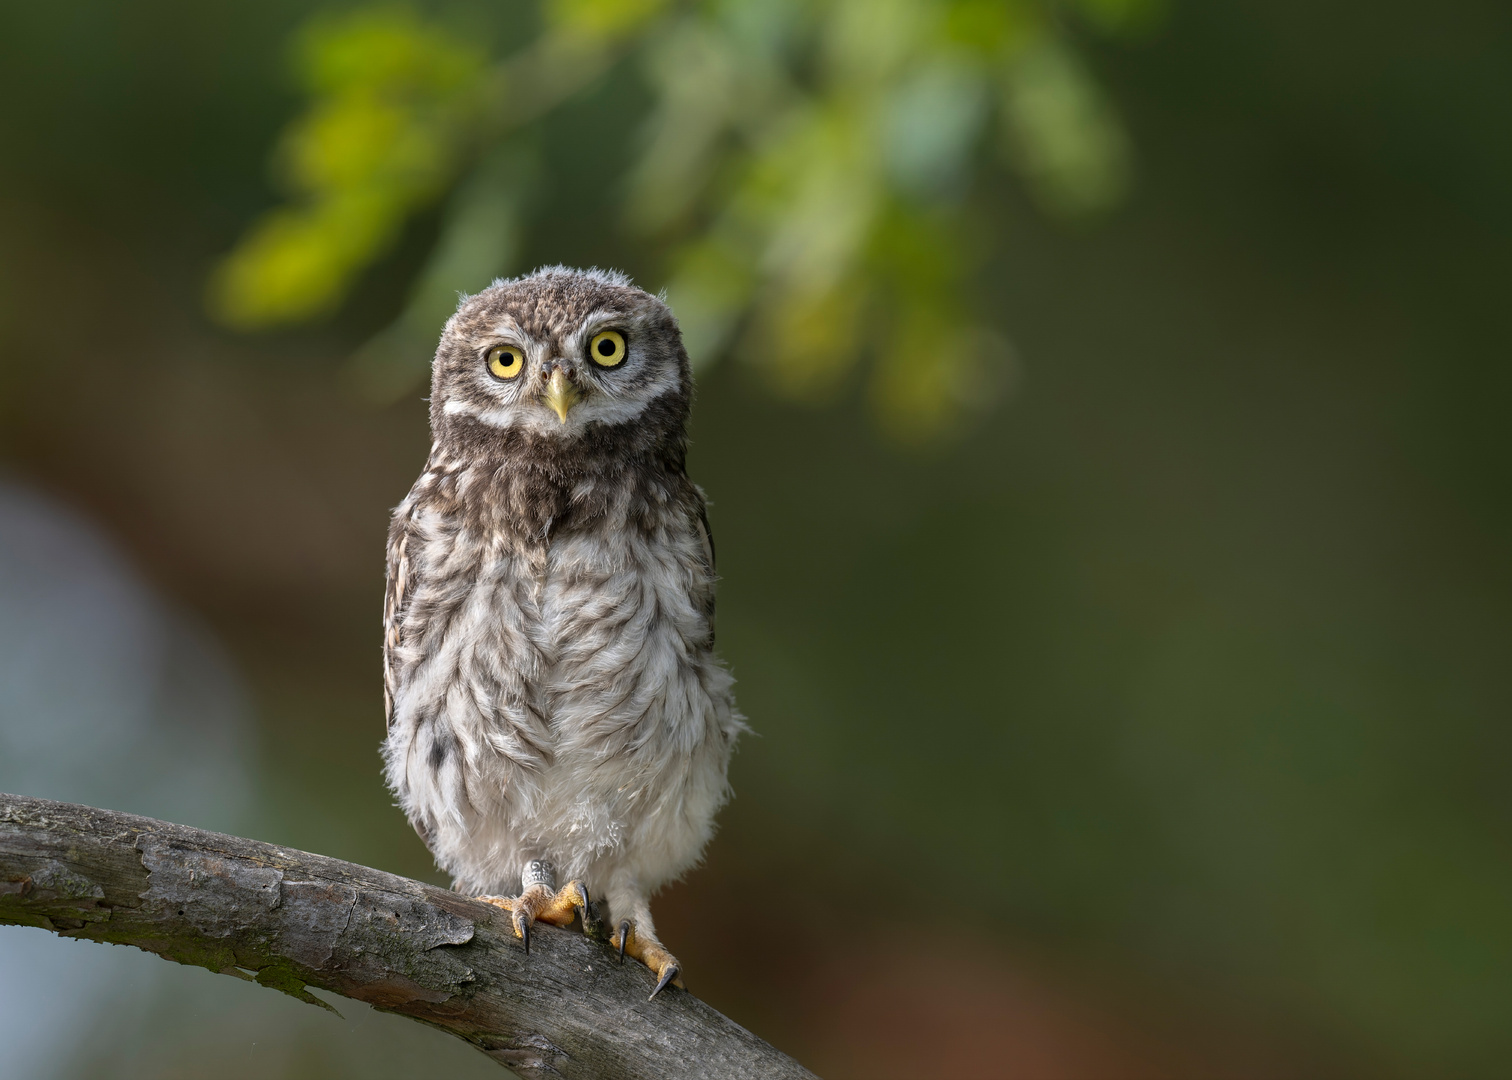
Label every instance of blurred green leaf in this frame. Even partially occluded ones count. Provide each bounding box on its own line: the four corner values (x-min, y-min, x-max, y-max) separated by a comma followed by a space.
1001, 38, 1131, 217
546, 0, 673, 40
208, 7, 485, 328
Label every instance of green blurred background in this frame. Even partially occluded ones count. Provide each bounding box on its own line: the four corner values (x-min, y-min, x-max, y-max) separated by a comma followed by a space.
0, 1, 1509, 1077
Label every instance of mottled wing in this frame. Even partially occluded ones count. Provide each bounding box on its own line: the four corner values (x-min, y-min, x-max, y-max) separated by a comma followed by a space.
692, 492, 718, 641
696, 503, 716, 576
382, 509, 414, 731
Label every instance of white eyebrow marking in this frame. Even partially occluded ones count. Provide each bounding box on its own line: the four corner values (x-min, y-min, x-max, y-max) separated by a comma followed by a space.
573, 309, 631, 343
559, 308, 648, 363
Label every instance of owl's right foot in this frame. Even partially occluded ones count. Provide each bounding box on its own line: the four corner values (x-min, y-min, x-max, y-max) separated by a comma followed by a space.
478, 864, 588, 954
612, 919, 684, 999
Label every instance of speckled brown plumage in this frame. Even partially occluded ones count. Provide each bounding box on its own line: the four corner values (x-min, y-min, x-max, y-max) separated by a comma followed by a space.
381, 266, 743, 995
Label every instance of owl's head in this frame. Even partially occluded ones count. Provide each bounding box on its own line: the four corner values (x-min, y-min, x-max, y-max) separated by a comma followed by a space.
429, 266, 692, 460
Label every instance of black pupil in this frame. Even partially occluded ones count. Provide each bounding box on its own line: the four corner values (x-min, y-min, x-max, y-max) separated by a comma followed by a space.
498, 351, 513, 365
598, 337, 616, 357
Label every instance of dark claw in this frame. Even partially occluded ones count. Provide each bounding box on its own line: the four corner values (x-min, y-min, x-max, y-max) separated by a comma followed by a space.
575, 883, 590, 924
517, 912, 531, 955
650, 964, 680, 1001
617, 919, 631, 965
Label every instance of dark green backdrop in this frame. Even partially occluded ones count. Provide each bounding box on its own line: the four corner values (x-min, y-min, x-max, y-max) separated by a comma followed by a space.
0, 1, 1507, 1077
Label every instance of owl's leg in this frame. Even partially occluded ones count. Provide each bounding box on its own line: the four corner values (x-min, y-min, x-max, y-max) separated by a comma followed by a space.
607, 896, 683, 1000
477, 861, 588, 954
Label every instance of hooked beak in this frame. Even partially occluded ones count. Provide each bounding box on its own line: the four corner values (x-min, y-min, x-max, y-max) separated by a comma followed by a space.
543, 368, 581, 423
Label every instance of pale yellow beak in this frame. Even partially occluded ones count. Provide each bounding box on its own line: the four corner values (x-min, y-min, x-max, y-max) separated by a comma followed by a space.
543, 368, 581, 423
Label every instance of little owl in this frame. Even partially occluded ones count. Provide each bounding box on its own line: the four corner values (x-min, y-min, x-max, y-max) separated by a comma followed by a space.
381, 266, 744, 998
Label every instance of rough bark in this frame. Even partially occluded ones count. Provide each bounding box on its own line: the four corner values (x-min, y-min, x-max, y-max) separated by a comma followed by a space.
0, 793, 816, 1080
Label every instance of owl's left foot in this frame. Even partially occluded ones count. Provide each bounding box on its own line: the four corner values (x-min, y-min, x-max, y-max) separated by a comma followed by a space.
478, 877, 588, 954
611, 920, 684, 999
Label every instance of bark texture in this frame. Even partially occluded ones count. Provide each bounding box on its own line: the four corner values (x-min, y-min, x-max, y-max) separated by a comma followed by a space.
0, 793, 816, 1080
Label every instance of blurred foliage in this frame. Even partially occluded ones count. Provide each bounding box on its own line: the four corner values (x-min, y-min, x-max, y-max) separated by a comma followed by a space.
209, 8, 487, 329
211, 0, 1156, 440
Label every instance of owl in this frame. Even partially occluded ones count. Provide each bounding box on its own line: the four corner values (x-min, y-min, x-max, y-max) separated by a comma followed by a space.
381, 266, 744, 998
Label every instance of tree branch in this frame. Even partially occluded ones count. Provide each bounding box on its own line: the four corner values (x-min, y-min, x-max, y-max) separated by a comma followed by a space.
0, 793, 816, 1080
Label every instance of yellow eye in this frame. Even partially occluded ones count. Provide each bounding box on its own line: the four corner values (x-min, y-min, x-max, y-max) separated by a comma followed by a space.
487, 345, 524, 379
589, 329, 626, 367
